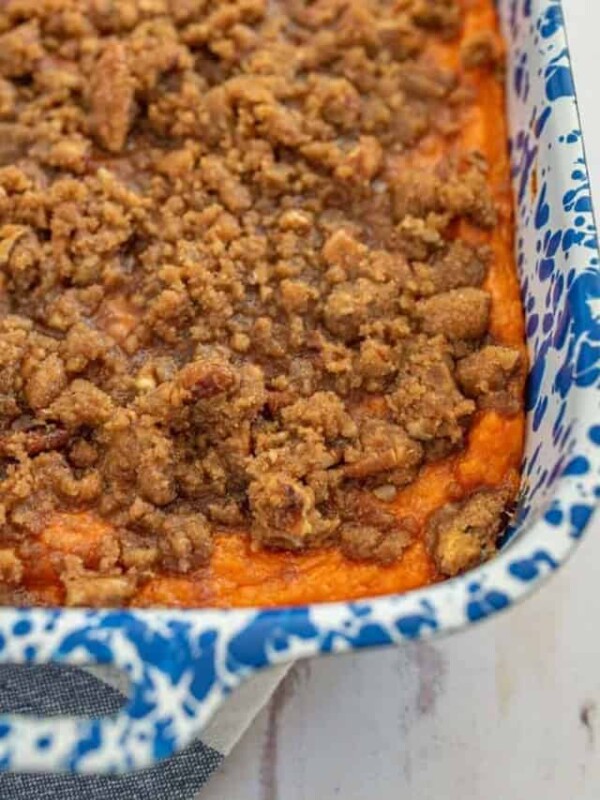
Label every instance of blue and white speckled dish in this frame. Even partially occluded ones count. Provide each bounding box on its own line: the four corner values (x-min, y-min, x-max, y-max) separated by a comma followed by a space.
0, 0, 597, 773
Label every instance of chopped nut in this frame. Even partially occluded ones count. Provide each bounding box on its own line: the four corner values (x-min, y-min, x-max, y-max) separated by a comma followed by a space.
64, 575, 137, 607
90, 41, 135, 153
372, 484, 398, 502
0, 550, 23, 584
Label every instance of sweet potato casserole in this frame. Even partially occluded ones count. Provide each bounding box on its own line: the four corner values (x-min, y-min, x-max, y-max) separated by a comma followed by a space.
0, 0, 525, 607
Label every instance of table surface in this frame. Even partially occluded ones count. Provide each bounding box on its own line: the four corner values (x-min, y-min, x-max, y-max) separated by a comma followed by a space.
205, 2, 600, 798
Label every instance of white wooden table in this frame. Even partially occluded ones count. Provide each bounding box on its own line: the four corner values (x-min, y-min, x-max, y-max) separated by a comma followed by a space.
206, 3, 600, 797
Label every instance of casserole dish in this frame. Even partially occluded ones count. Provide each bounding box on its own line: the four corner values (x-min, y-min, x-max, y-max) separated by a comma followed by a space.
0, 0, 597, 773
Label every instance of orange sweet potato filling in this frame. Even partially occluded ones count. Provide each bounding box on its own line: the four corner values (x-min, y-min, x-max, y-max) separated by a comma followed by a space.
19, 0, 525, 608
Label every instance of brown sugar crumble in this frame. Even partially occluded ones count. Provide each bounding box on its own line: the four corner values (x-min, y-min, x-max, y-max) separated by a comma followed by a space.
0, 0, 524, 606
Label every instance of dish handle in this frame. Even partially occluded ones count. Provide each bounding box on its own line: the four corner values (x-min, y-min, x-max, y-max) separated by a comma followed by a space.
0, 606, 276, 773
0, 597, 439, 772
